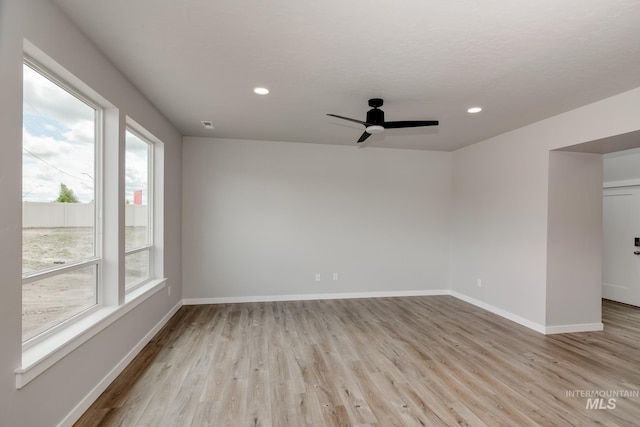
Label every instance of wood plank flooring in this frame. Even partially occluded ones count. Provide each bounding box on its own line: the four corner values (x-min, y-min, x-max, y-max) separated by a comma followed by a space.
74, 296, 640, 426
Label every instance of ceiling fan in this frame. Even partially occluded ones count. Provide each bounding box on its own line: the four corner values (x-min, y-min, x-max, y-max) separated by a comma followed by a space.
327, 98, 439, 143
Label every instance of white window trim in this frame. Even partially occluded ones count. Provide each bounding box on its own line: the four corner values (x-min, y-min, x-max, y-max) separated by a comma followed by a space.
16, 279, 166, 389
22, 56, 105, 346
17, 43, 167, 389
124, 119, 163, 293
124, 126, 153, 292
22, 259, 102, 350
22, 258, 100, 285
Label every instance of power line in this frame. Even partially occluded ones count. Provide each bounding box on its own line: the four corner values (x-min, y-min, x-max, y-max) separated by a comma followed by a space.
22, 146, 90, 182
22, 65, 95, 186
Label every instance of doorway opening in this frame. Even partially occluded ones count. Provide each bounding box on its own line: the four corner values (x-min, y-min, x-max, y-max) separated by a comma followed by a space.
603, 147, 640, 307
554, 129, 640, 325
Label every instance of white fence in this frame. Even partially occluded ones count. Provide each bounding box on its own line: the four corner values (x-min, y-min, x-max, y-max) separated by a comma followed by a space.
125, 204, 149, 227
23, 202, 148, 228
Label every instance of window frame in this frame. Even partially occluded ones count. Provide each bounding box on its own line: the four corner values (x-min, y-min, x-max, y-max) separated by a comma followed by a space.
21, 57, 105, 348
17, 44, 167, 389
124, 124, 155, 292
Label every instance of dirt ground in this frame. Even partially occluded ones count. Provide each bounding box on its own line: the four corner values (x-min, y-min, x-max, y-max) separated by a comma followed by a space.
22, 227, 148, 340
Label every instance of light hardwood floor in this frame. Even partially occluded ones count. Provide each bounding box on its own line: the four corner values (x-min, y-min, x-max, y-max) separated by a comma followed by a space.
74, 296, 640, 426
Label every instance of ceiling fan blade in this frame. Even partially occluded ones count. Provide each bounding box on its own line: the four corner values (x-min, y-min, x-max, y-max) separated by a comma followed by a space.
357, 131, 372, 143
327, 114, 368, 126
382, 120, 439, 129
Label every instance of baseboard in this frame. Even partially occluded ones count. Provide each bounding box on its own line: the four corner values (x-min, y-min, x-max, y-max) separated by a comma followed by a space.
544, 323, 604, 334
448, 291, 547, 334
58, 300, 183, 427
448, 291, 605, 335
182, 289, 449, 305
184, 290, 600, 335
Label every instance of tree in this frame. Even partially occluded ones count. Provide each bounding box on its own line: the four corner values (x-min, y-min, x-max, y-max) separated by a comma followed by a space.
55, 183, 79, 203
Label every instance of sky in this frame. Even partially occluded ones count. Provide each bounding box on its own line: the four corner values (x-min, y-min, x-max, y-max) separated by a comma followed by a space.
22, 64, 148, 204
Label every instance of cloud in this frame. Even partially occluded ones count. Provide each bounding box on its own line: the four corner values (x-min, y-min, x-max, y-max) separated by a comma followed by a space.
22, 64, 151, 206
23, 65, 94, 127
22, 64, 96, 203
23, 130, 95, 202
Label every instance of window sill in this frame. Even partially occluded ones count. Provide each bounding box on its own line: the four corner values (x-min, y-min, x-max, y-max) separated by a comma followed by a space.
16, 278, 167, 389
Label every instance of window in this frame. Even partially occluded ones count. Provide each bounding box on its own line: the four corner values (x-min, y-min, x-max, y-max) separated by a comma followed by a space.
17, 47, 166, 388
124, 128, 153, 290
22, 61, 101, 342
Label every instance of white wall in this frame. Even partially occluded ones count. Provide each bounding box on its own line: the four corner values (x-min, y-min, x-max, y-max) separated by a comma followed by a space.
450, 131, 550, 326
604, 147, 640, 185
0, 1, 182, 426
184, 86, 640, 330
451, 87, 640, 331
546, 151, 603, 330
182, 138, 452, 300
0, 0, 26, 424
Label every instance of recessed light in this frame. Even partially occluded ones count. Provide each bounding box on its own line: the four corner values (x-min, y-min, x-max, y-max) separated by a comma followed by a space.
467, 107, 482, 114
201, 120, 214, 129
254, 87, 269, 95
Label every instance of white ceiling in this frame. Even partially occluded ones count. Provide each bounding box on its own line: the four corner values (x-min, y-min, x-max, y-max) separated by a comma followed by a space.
53, 0, 640, 151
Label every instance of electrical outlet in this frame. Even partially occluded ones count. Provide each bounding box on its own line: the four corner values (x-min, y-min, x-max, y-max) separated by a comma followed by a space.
315, 273, 321, 282
477, 279, 482, 288
332, 273, 338, 281
168, 285, 172, 296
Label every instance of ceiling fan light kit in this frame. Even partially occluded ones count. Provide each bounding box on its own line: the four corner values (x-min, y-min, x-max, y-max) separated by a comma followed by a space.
328, 98, 439, 143
365, 125, 384, 134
